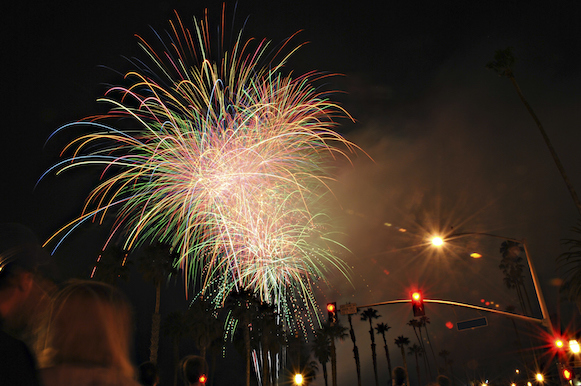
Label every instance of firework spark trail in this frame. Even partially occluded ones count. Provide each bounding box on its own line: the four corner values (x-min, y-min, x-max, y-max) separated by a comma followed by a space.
43, 10, 365, 328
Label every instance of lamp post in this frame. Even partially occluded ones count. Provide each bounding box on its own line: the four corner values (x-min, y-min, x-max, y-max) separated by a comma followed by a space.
431, 232, 554, 335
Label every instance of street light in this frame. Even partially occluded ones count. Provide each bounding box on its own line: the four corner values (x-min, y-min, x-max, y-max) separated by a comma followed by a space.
294, 373, 304, 385
569, 339, 580, 354
430, 232, 553, 334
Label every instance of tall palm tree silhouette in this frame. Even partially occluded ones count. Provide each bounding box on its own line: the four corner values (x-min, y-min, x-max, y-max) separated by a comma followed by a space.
361, 308, 381, 386
375, 322, 393, 385
395, 336, 411, 386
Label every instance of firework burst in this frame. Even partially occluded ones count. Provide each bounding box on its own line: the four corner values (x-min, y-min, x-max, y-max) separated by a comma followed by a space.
43, 10, 362, 329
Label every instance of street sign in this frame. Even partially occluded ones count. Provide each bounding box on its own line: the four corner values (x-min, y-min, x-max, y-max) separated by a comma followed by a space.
340, 303, 358, 315
457, 317, 488, 331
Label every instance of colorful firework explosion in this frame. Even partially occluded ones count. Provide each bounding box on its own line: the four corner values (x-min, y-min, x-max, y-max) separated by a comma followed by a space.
42, 10, 362, 330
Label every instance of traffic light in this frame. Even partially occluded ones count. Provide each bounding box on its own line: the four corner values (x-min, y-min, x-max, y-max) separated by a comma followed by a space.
411, 291, 425, 317
327, 302, 338, 325
199, 374, 207, 384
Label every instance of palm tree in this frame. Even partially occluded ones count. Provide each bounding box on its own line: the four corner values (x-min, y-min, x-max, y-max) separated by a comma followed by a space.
419, 316, 438, 375
499, 240, 533, 314
361, 308, 381, 386
395, 336, 411, 386
162, 310, 189, 386
319, 321, 348, 386
438, 349, 449, 373
375, 322, 393, 386
188, 299, 223, 362
408, 343, 424, 386
226, 289, 262, 386
90, 245, 131, 285
558, 223, 581, 312
311, 331, 331, 386
138, 242, 179, 364
347, 314, 362, 386
486, 47, 581, 216
408, 319, 431, 380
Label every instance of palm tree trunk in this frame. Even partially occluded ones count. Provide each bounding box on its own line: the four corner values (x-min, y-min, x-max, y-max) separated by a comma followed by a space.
508, 75, 581, 217
323, 362, 329, 386
422, 323, 439, 376
150, 280, 161, 363
416, 327, 432, 380
401, 346, 411, 386
244, 317, 251, 386
382, 334, 393, 386
348, 315, 362, 386
331, 339, 337, 386
173, 336, 179, 386
414, 353, 421, 386
368, 320, 379, 386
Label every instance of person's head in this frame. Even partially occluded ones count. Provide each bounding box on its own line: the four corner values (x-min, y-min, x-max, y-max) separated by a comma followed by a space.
437, 375, 451, 386
181, 355, 207, 386
37, 279, 134, 378
393, 366, 406, 386
0, 223, 52, 332
138, 361, 159, 386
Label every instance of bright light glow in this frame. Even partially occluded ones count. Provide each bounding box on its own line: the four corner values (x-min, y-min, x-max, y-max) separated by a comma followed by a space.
412, 292, 422, 301
294, 373, 304, 385
527, 382, 532, 386
563, 369, 572, 380
327, 303, 336, 312
556, 339, 565, 349
511, 383, 516, 386
536, 373, 544, 382
431, 237, 444, 246
570, 339, 580, 354
470, 252, 482, 258
199, 374, 207, 384
515, 369, 520, 374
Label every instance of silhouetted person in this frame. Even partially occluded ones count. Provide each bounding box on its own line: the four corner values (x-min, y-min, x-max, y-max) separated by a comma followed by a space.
437, 375, 451, 386
0, 223, 52, 386
139, 361, 160, 386
393, 366, 407, 386
37, 280, 141, 386
181, 355, 208, 386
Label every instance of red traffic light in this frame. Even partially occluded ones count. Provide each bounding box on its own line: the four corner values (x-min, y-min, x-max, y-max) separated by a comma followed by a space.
411, 291, 425, 317
327, 302, 338, 325
199, 374, 207, 384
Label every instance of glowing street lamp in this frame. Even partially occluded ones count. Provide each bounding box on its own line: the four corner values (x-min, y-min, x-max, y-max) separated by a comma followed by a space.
569, 339, 580, 354
294, 373, 304, 385
535, 373, 544, 382
431, 236, 444, 246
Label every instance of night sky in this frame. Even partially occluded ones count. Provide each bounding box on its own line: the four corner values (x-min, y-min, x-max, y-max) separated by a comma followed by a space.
2, 1, 581, 385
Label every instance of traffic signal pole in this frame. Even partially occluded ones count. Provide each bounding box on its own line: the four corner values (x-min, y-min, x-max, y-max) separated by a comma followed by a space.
354, 298, 547, 326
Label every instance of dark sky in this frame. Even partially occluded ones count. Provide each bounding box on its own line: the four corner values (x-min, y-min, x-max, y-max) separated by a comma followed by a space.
2, 1, 581, 385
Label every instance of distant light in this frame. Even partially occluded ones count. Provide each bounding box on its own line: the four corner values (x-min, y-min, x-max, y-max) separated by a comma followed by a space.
412, 292, 422, 301
445, 321, 454, 329
570, 339, 580, 354
527, 382, 532, 386
485, 302, 490, 306
495, 304, 500, 308
327, 303, 335, 312
432, 237, 444, 246
481, 299, 485, 303
512, 383, 516, 386
398, 228, 407, 232
294, 373, 304, 385
536, 373, 544, 382
556, 339, 565, 349
470, 252, 482, 259
515, 369, 520, 374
